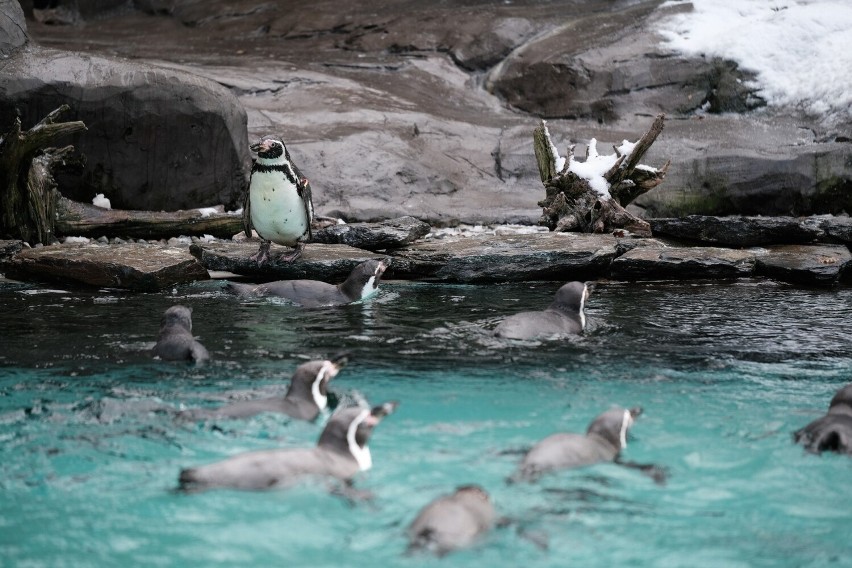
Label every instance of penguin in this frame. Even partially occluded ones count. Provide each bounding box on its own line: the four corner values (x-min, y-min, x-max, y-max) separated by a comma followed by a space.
243, 136, 313, 264
513, 407, 643, 481
493, 281, 589, 340
177, 401, 398, 492
407, 485, 496, 557
793, 383, 852, 455
151, 305, 209, 363
178, 354, 348, 422
225, 258, 388, 308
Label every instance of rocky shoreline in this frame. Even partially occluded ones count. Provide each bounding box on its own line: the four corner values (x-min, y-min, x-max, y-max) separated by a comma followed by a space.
2, 215, 850, 290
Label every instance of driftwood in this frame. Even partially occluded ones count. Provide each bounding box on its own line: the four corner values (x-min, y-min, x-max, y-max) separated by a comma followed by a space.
535, 114, 670, 237
0, 105, 86, 244
55, 198, 244, 240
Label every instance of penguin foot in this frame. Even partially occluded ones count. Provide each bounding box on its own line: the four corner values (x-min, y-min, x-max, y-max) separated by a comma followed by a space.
249, 240, 272, 265
274, 242, 305, 264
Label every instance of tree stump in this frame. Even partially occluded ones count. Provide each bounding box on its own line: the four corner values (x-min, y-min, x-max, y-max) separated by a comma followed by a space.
0, 105, 86, 245
534, 114, 670, 237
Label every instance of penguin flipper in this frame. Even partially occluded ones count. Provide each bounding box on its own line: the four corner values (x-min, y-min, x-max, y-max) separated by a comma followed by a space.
292, 160, 314, 243
242, 186, 253, 238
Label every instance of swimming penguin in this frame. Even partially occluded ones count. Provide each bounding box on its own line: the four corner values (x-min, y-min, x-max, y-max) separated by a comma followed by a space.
225, 258, 388, 307
793, 383, 852, 455
513, 407, 642, 481
407, 485, 496, 557
493, 281, 589, 340
243, 136, 313, 264
151, 305, 209, 363
177, 401, 398, 492
179, 354, 348, 422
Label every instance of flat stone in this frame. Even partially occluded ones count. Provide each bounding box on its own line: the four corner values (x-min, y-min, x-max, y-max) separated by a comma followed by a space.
754, 244, 851, 287
610, 245, 757, 280
389, 233, 618, 282
190, 242, 384, 281
649, 216, 824, 247
312, 216, 431, 250
2, 243, 209, 291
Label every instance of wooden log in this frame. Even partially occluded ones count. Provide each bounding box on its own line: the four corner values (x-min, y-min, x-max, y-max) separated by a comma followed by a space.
0, 105, 86, 244
55, 197, 244, 240
533, 115, 668, 237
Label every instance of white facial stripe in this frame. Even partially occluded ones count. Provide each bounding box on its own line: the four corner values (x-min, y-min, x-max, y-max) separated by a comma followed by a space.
311, 362, 334, 410
579, 284, 588, 330
619, 409, 633, 449
360, 276, 378, 299
347, 409, 373, 471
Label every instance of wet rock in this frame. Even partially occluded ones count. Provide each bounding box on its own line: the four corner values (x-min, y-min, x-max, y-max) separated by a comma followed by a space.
816, 216, 852, 245
389, 233, 618, 283
754, 244, 851, 287
0, 240, 24, 260
610, 245, 757, 281
649, 216, 824, 247
0, 45, 249, 212
2, 243, 210, 290
0, 0, 28, 55
190, 242, 384, 281
312, 216, 430, 250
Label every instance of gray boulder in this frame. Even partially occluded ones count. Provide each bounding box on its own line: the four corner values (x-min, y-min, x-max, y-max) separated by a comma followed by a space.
610, 245, 757, 281
0, 45, 249, 211
0, 0, 28, 56
312, 216, 431, 251
754, 244, 851, 288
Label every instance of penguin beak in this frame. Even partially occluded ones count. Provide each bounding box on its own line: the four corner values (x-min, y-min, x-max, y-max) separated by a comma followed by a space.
366, 400, 399, 425
376, 259, 389, 275
250, 140, 273, 153
330, 352, 350, 368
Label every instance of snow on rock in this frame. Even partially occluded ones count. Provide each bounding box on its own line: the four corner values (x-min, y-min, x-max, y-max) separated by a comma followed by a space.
568, 139, 618, 197
657, 0, 852, 124
196, 207, 221, 217
92, 194, 111, 209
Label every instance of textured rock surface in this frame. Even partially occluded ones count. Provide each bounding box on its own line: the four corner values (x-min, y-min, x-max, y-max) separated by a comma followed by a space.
0, 239, 23, 260
0, 45, 249, 211
20, 0, 850, 225
312, 216, 431, 250
189, 242, 384, 281
610, 245, 757, 280
753, 244, 851, 287
389, 233, 619, 282
0, 0, 28, 55
2, 243, 210, 290
650, 216, 824, 247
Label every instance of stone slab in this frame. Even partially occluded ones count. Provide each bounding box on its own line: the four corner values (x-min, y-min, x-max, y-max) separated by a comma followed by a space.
190, 242, 384, 281
389, 233, 619, 282
754, 244, 852, 287
649, 216, 824, 247
610, 245, 757, 280
312, 216, 431, 250
2, 243, 209, 291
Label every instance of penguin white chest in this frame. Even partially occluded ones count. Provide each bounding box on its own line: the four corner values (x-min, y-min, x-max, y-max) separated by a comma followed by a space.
250, 170, 309, 246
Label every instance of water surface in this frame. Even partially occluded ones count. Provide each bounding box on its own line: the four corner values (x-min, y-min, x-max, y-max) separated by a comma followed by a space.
1, 278, 850, 567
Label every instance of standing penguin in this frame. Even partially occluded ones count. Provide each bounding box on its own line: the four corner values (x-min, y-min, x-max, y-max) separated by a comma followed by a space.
151, 305, 209, 363
493, 281, 590, 340
407, 485, 496, 556
243, 136, 313, 264
177, 401, 398, 492
793, 383, 852, 455
178, 354, 348, 422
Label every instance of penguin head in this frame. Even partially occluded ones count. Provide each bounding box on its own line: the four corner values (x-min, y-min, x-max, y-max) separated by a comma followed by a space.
454, 484, 491, 503
586, 406, 642, 451
828, 383, 852, 416
286, 353, 349, 410
549, 281, 590, 326
317, 401, 399, 470
251, 136, 289, 163
340, 258, 390, 301
160, 305, 193, 333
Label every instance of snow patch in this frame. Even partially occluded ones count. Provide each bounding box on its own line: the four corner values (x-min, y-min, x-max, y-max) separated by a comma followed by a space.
92, 194, 111, 209
196, 207, 220, 217
657, 0, 852, 124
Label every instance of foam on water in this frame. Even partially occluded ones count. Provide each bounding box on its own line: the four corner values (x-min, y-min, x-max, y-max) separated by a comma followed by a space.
1, 279, 850, 566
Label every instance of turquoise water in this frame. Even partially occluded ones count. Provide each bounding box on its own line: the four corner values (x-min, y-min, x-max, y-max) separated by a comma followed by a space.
1, 278, 851, 567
